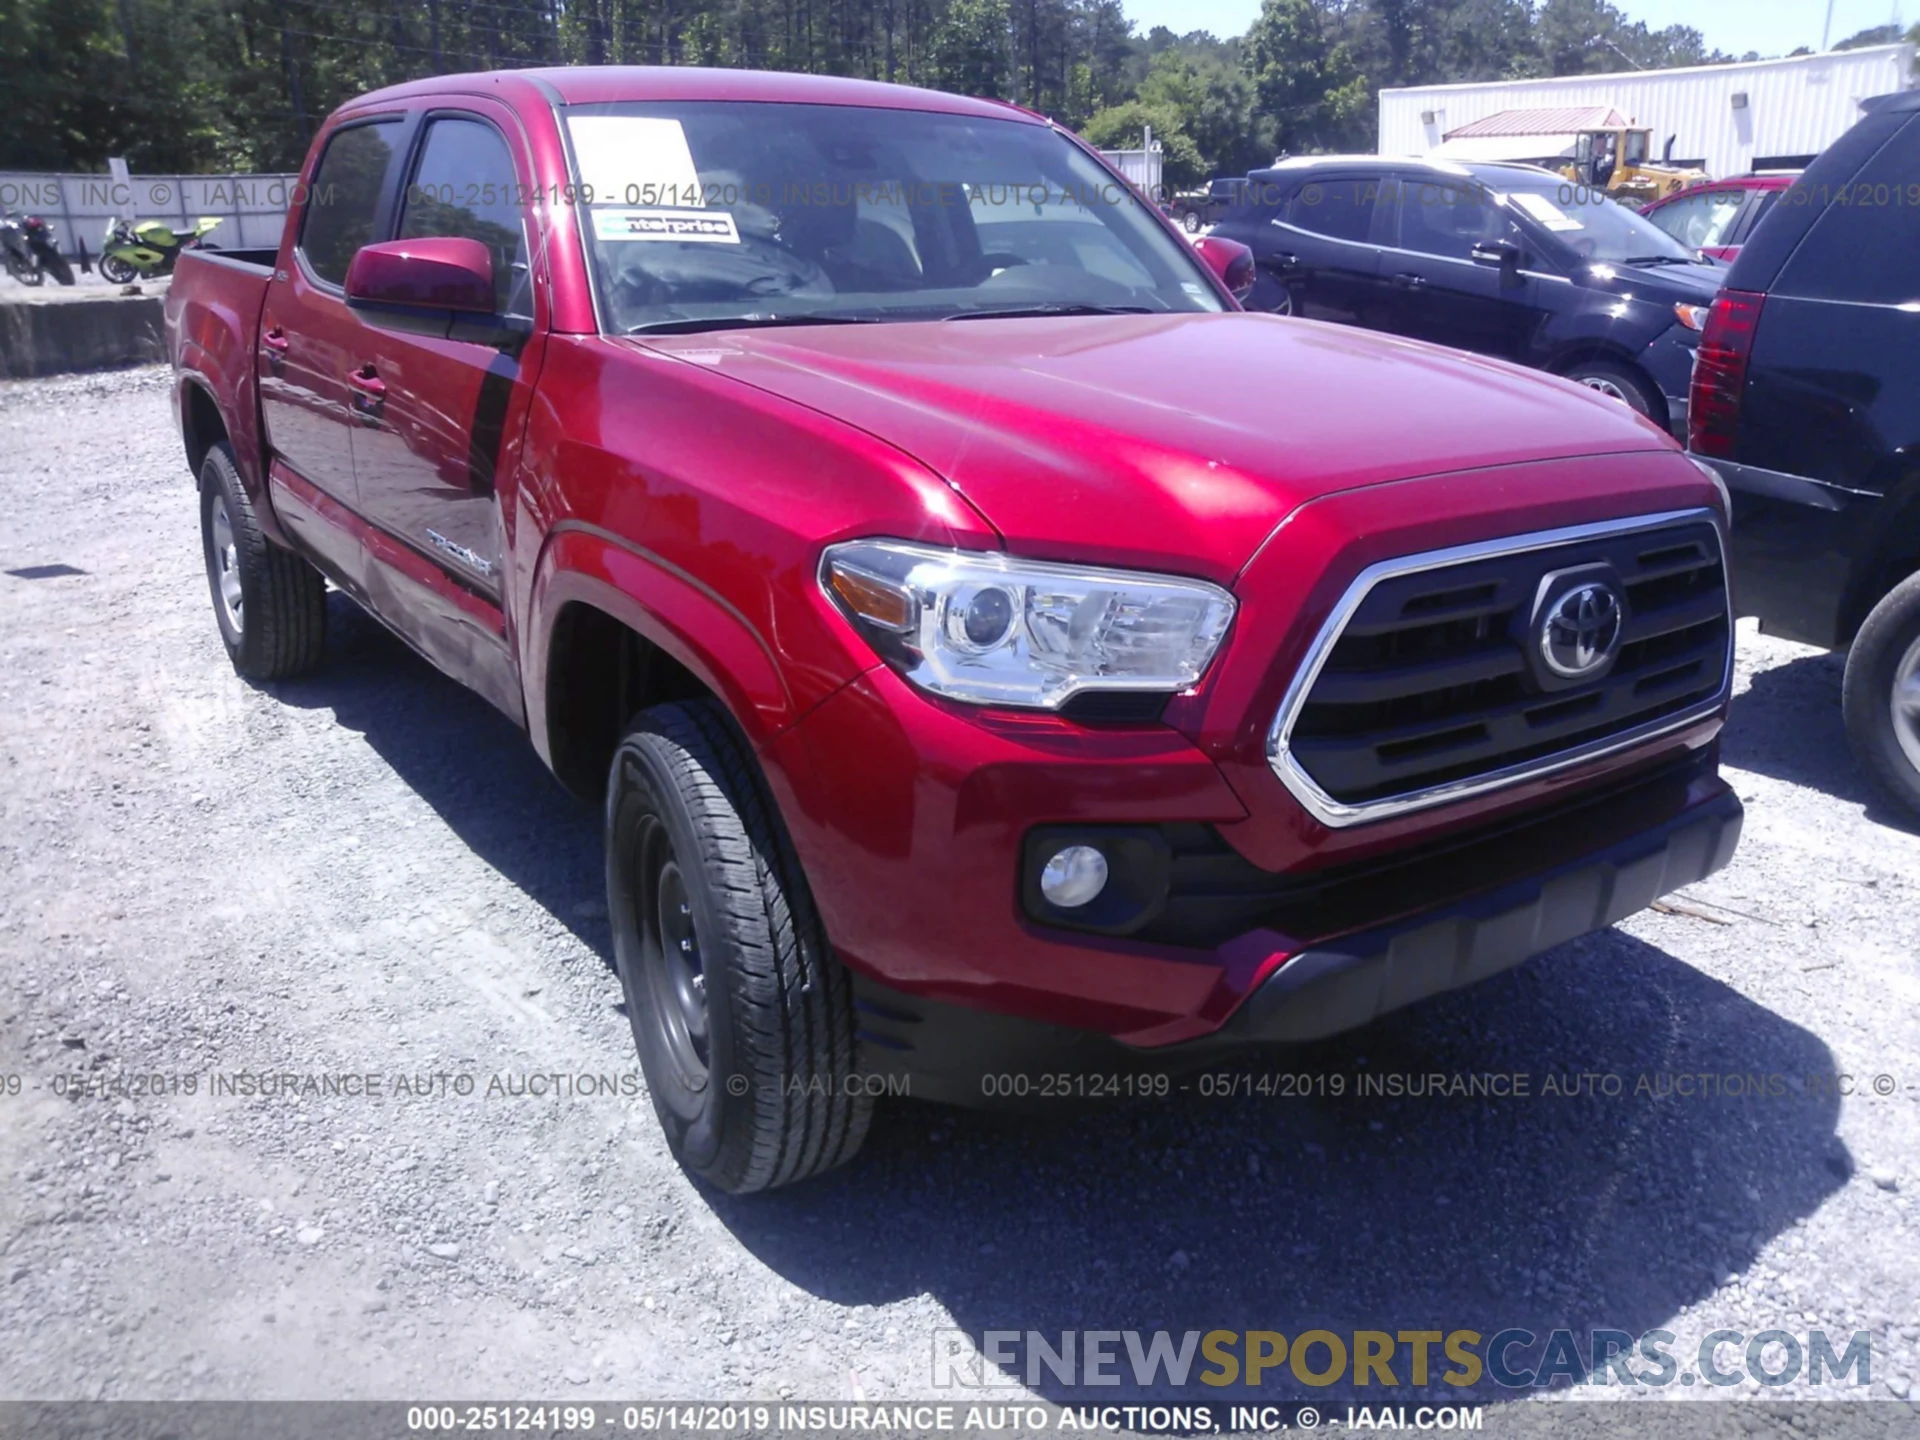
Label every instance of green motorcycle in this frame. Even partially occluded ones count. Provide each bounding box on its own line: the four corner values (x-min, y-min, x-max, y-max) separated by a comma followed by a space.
99, 215, 223, 283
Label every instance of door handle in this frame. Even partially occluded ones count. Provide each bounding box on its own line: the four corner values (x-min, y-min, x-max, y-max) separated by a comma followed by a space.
348, 366, 386, 400
262, 328, 289, 353
1392, 272, 1428, 289
1270, 251, 1299, 268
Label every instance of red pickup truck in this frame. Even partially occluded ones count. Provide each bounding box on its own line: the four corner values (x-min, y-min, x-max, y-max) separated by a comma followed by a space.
167, 66, 1743, 1193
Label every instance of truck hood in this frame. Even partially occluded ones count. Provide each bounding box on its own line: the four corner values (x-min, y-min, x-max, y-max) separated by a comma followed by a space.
632, 312, 1675, 582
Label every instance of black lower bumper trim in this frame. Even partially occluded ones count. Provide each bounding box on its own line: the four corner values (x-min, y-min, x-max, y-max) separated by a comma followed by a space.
1209, 783, 1742, 1045
850, 782, 1743, 1105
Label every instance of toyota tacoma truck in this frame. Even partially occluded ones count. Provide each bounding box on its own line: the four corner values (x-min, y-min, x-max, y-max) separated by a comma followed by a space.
167, 67, 1743, 1193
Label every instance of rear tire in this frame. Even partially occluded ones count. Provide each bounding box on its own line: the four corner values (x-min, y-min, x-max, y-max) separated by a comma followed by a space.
42, 252, 74, 285
1843, 570, 1920, 825
607, 699, 871, 1194
1562, 359, 1660, 420
198, 442, 327, 680
10, 257, 44, 287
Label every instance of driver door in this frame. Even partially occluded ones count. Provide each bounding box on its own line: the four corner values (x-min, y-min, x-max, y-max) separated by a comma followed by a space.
1376, 179, 1544, 361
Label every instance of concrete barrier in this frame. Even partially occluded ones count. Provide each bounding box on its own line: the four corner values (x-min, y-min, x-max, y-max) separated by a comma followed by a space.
0, 293, 165, 378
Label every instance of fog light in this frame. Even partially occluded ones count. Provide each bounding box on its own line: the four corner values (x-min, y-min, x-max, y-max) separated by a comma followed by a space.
1039, 845, 1108, 908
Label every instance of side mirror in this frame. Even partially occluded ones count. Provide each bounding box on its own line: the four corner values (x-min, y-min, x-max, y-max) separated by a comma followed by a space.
345, 237, 530, 347
1470, 239, 1521, 272
1193, 234, 1256, 304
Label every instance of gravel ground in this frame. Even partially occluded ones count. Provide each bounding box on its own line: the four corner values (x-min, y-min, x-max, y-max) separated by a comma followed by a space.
0, 270, 169, 301
1, 365, 1918, 1415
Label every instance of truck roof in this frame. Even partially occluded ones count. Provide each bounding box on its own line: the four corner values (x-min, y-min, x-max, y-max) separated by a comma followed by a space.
346, 66, 1045, 124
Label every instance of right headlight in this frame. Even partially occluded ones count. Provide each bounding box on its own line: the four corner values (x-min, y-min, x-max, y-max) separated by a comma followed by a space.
821, 539, 1236, 710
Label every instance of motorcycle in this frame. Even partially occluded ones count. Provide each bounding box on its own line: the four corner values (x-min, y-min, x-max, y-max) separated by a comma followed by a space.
98, 215, 223, 283
1, 210, 76, 286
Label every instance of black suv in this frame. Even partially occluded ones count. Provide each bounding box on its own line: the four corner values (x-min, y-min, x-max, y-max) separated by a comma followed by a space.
1208, 157, 1727, 436
1691, 91, 1920, 821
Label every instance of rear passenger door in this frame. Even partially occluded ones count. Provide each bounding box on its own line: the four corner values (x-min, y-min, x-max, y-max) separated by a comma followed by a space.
259, 116, 406, 516
1263, 174, 1388, 324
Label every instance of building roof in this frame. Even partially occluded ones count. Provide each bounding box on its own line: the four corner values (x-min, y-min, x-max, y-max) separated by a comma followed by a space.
1444, 106, 1630, 139
1381, 40, 1914, 96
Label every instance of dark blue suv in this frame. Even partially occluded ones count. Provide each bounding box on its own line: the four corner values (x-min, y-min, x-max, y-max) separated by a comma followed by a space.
1208, 157, 1728, 437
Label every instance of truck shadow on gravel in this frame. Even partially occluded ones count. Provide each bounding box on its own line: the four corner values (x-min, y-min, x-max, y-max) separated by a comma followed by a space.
273, 596, 610, 953
713, 942, 1850, 1409
278, 598, 1848, 1409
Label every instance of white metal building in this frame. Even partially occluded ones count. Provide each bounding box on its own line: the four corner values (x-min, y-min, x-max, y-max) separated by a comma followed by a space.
1379, 43, 1915, 179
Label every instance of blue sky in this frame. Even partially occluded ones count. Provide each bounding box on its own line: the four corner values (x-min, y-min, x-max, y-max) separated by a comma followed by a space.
1127, 0, 1911, 58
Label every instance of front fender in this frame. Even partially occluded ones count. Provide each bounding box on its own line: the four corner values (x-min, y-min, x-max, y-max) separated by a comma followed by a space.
523, 523, 800, 769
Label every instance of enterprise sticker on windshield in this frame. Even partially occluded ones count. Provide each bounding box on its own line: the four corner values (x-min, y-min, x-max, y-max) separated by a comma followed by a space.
592, 208, 741, 244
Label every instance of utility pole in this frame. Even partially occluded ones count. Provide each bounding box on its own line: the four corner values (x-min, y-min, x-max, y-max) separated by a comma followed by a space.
1591, 33, 1646, 69
1821, 0, 1837, 49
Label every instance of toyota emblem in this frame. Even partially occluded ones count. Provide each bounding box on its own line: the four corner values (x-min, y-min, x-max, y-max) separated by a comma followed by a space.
1540, 582, 1624, 679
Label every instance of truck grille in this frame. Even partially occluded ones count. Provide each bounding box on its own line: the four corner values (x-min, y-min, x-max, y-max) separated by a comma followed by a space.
1267, 510, 1731, 827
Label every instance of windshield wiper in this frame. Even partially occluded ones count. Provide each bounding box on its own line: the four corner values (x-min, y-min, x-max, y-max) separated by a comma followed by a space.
627, 312, 884, 335
944, 303, 1154, 322
1621, 255, 1703, 267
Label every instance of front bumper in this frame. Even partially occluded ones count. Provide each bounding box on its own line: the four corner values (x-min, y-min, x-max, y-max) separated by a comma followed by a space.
1208, 780, 1741, 1047
1640, 329, 1698, 439
838, 763, 1740, 1104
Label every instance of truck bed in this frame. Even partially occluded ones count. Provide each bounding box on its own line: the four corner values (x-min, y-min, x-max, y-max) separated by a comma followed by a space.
165, 247, 277, 500
191, 246, 280, 271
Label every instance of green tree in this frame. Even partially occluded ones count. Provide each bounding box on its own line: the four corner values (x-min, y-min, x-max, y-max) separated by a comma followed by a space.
1081, 98, 1206, 185
1244, 0, 1372, 155
1137, 43, 1257, 173
931, 0, 1012, 97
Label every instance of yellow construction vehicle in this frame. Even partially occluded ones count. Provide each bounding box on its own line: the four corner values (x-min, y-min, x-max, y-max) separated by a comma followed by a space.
1434, 108, 1709, 207
1560, 125, 1709, 206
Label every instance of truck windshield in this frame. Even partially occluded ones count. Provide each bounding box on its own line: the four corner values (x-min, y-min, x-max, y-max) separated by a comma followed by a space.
1497, 182, 1698, 265
561, 100, 1225, 333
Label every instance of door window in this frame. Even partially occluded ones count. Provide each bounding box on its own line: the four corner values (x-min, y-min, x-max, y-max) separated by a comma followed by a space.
300, 120, 402, 288
1646, 190, 1747, 250
1395, 182, 1526, 261
399, 117, 531, 314
1286, 179, 1378, 242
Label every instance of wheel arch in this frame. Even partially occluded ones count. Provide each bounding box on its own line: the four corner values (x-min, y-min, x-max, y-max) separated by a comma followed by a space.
179, 377, 229, 485
1544, 344, 1668, 428
527, 527, 798, 801
1839, 478, 1920, 647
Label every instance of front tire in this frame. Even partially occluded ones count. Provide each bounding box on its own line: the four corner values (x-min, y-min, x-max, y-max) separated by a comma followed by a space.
41, 252, 74, 285
198, 442, 327, 679
1562, 359, 1660, 420
99, 254, 138, 285
607, 700, 871, 1194
1181, 210, 1202, 234
1843, 571, 1920, 824
9, 256, 44, 286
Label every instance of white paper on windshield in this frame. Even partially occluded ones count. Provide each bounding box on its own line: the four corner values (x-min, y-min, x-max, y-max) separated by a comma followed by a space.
1508, 191, 1583, 231
570, 116, 703, 207
592, 208, 740, 244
